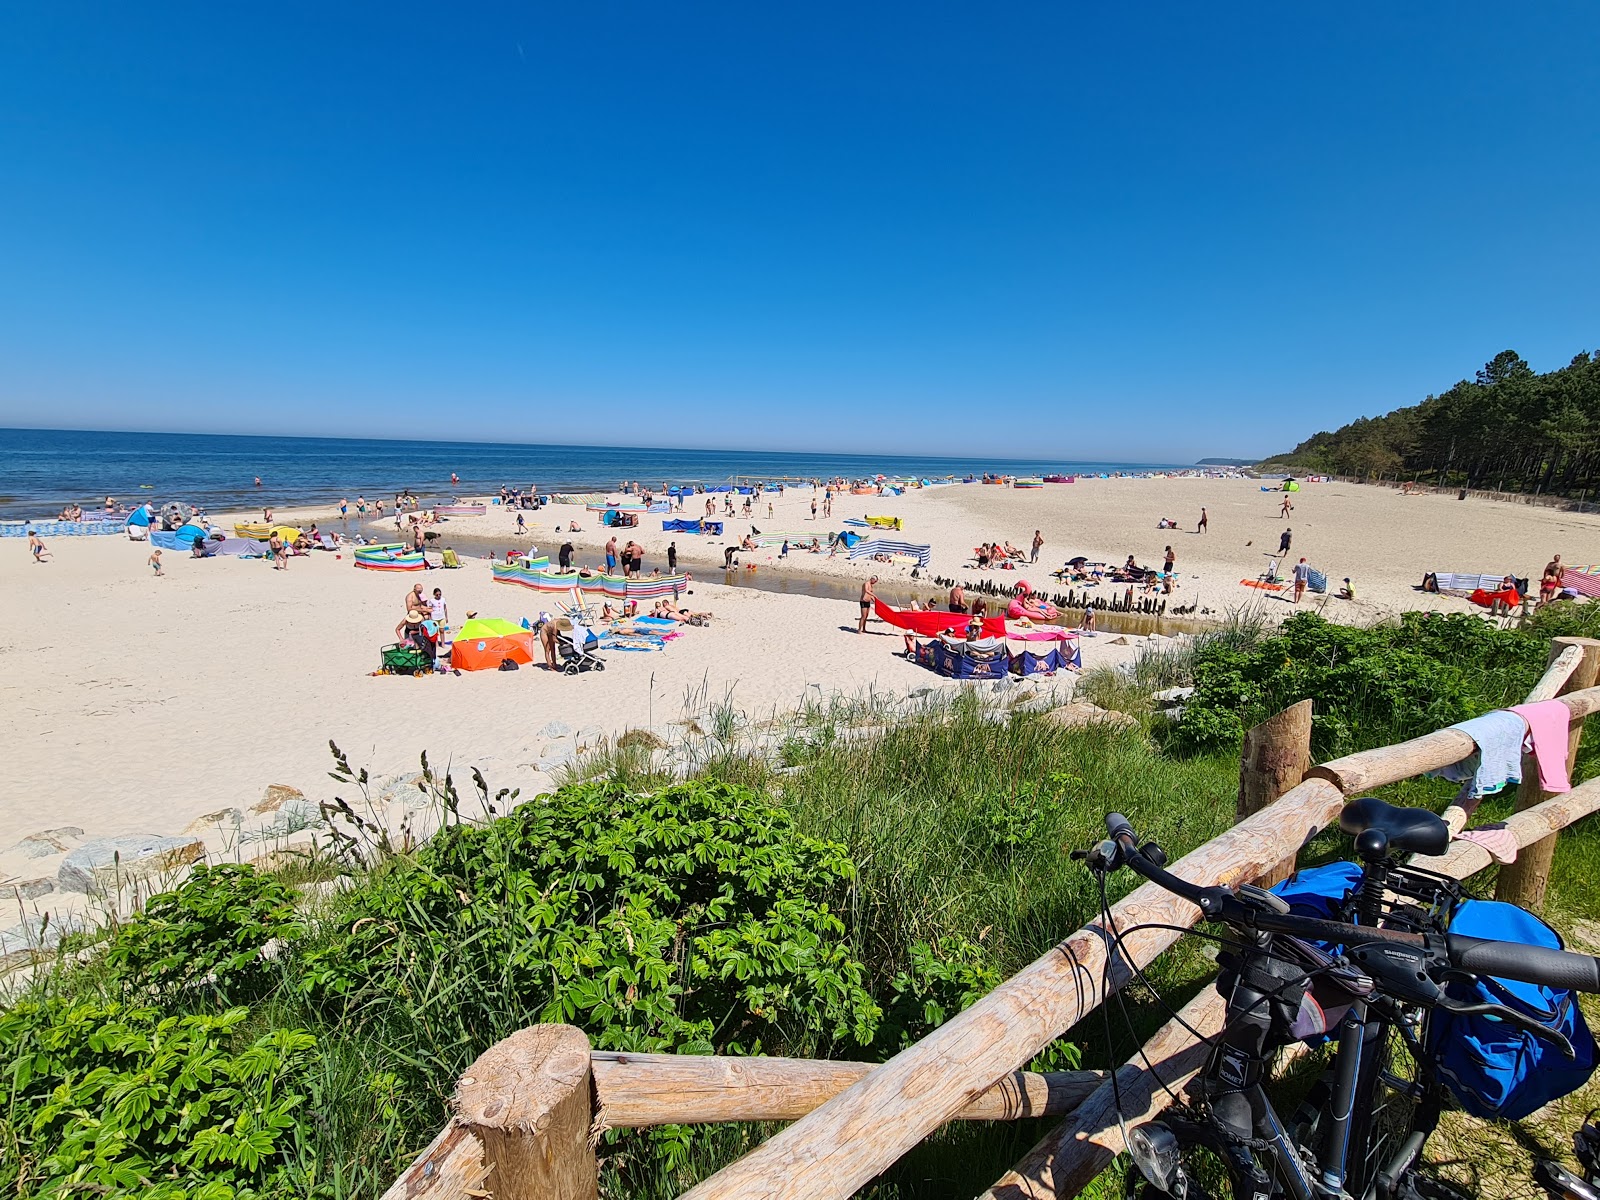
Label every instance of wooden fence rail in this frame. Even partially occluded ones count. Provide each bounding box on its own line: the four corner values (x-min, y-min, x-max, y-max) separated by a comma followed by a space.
377, 1056, 1104, 1200
378, 637, 1600, 1200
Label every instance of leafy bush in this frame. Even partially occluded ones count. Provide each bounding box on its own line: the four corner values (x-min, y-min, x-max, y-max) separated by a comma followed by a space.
0, 998, 315, 1198
1169, 612, 1545, 756
303, 778, 879, 1063
105, 864, 304, 1004
876, 938, 1002, 1051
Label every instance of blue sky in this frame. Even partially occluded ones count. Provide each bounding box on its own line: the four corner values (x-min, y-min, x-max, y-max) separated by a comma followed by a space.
2, 3, 1597, 461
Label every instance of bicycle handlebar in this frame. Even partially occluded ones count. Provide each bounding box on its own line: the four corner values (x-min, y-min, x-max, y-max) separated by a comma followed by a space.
1447, 934, 1600, 993
1099, 813, 1600, 995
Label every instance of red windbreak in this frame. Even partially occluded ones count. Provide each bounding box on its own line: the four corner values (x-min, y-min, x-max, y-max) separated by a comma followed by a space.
874, 599, 1008, 638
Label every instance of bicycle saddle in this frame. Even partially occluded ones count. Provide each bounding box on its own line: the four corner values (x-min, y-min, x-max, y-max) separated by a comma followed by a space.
1338, 796, 1450, 858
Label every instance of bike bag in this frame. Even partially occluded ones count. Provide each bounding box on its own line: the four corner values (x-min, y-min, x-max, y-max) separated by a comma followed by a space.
1428, 898, 1596, 1120
1215, 861, 1371, 1045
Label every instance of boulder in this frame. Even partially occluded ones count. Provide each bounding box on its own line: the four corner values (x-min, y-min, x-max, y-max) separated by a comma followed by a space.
11, 877, 54, 900
1041, 702, 1140, 732
252, 784, 306, 815
255, 797, 324, 835
185, 807, 244, 835
10, 828, 85, 859
616, 728, 667, 751
541, 719, 573, 739
0, 912, 85, 969
58, 835, 206, 895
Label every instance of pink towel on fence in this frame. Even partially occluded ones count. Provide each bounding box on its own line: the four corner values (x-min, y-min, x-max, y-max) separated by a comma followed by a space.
1456, 826, 1519, 864
1509, 700, 1573, 793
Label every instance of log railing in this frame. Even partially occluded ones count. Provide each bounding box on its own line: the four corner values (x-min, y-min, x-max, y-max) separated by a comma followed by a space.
378, 635, 1600, 1200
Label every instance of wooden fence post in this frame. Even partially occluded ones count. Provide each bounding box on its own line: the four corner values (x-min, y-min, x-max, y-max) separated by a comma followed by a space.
1236, 699, 1312, 886
454, 1025, 598, 1200
1496, 636, 1600, 910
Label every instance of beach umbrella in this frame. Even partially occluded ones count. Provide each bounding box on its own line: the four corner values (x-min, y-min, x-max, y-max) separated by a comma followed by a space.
451, 618, 537, 672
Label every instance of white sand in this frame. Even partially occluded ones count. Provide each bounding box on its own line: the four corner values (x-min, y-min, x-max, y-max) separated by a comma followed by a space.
8, 474, 1600, 933
455, 476, 1600, 621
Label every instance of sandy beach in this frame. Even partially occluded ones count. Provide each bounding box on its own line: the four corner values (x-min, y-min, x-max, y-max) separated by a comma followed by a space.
9, 474, 1600, 935
439, 474, 1600, 621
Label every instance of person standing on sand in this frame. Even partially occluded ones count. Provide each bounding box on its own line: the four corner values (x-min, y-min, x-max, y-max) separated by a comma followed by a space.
810, 497, 817, 520
949, 581, 966, 612
340, 498, 348, 521
1279, 527, 1292, 555
605, 536, 618, 574
1197, 507, 1208, 533
149, 548, 165, 576
1280, 495, 1293, 519
1031, 530, 1044, 564
667, 541, 677, 572
1541, 554, 1565, 604
407, 583, 426, 615
1164, 545, 1176, 577
1292, 557, 1310, 603
29, 530, 49, 563
858, 576, 879, 633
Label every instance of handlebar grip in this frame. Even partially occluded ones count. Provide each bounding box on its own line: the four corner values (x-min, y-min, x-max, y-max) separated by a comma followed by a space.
1448, 934, 1600, 993
1105, 812, 1135, 841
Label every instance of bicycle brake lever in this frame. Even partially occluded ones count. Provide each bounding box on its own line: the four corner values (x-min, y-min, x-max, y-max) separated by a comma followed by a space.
1436, 995, 1577, 1059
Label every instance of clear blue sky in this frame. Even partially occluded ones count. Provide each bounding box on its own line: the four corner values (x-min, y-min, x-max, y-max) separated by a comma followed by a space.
2, 3, 1597, 461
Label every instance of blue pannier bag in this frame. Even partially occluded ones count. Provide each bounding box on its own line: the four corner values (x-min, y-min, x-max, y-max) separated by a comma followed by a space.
1271, 861, 1363, 928
1428, 898, 1596, 1120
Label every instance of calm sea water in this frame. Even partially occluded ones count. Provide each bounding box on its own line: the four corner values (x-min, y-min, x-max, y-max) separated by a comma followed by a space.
0, 429, 1190, 520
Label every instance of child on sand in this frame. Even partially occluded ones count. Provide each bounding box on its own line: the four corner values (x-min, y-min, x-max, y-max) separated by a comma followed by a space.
29, 530, 49, 563
148, 548, 164, 576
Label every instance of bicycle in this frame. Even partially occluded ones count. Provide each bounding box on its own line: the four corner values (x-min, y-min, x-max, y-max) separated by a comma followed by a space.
1080, 797, 1600, 1200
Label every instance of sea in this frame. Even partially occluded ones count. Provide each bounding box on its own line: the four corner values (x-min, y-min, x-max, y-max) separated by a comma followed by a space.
0, 428, 1192, 520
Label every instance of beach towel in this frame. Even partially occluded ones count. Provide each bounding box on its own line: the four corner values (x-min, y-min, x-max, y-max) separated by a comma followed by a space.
1457, 826, 1520, 865
1509, 700, 1573, 793
1433, 711, 1527, 799
1469, 586, 1521, 610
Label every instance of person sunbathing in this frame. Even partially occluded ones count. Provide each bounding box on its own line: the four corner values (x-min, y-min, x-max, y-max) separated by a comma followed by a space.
651, 600, 712, 623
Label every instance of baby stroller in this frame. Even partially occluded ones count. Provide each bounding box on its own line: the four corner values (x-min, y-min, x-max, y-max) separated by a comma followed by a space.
556, 628, 606, 674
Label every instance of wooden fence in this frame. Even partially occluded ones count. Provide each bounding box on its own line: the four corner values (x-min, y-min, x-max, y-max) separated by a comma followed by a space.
378, 635, 1600, 1200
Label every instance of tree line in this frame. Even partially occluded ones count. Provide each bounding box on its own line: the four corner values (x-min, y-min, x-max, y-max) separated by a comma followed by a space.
1261, 348, 1600, 498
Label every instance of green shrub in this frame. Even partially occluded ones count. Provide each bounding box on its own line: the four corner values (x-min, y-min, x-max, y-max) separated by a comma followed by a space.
1170, 612, 1545, 757
302, 778, 879, 1063
876, 938, 1003, 1051
0, 998, 315, 1198
105, 864, 304, 1005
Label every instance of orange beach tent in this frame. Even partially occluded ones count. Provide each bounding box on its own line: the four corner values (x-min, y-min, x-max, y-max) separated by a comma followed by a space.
450, 618, 537, 672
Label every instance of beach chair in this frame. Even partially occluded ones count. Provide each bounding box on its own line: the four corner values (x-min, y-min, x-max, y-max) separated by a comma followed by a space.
556, 630, 606, 674
441, 548, 462, 568
558, 586, 598, 625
